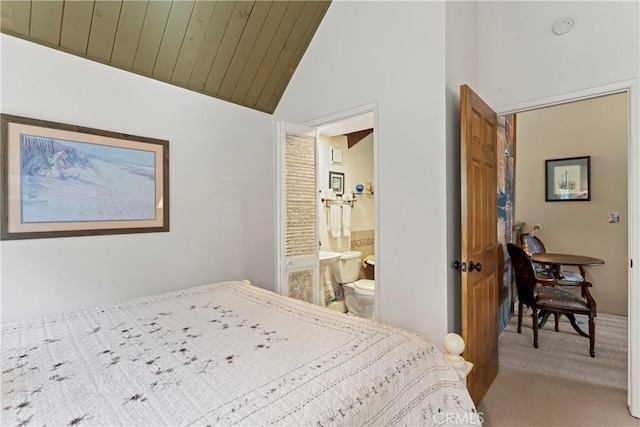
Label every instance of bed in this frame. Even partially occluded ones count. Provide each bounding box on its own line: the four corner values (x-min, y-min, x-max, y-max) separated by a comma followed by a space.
1, 280, 479, 426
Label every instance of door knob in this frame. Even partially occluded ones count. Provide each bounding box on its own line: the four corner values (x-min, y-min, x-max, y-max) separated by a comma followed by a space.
469, 261, 482, 272
453, 261, 467, 272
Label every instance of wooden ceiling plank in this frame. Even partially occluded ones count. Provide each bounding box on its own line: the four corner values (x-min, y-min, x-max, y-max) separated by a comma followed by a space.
203, 1, 255, 96
347, 129, 373, 148
266, 1, 330, 113
0, 1, 31, 36
216, 1, 273, 100
242, 1, 305, 109
187, 1, 235, 91
255, 1, 323, 112
171, 0, 217, 86
152, 0, 196, 81
111, 0, 149, 69
30, 0, 64, 46
59, 0, 94, 55
4, 0, 330, 114
133, 0, 172, 75
87, 1, 123, 62
228, 0, 288, 104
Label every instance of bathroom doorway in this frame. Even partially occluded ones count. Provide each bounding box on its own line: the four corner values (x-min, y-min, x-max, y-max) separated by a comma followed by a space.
276, 104, 379, 317
316, 112, 376, 314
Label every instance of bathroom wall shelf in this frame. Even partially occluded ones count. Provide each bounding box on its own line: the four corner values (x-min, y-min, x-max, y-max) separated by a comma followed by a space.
321, 198, 356, 207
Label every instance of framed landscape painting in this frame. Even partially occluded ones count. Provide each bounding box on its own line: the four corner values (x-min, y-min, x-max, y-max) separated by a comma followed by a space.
1, 114, 169, 240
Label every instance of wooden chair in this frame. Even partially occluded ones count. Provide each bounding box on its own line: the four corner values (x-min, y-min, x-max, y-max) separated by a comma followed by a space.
521, 233, 585, 282
507, 243, 597, 357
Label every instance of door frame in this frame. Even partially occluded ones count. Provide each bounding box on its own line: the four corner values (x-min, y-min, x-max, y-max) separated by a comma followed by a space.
497, 79, 639, 418
304, 103, 379, 319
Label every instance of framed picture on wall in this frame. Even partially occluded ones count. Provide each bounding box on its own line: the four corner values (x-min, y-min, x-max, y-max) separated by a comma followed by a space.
1, 114, 170, 240
545, 156, 591, 201
329, 171, 345, 196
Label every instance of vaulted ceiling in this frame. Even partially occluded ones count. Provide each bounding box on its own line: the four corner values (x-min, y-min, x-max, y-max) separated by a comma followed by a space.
0, 0, 331, 114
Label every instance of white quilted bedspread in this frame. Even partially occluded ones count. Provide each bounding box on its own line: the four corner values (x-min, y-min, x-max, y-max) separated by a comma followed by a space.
1, 281, 479, 426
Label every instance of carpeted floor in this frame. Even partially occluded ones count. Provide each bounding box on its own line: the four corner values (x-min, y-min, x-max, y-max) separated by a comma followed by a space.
478, 312, 635, 426
499, 311, 627, 390
478, 367, 638, 427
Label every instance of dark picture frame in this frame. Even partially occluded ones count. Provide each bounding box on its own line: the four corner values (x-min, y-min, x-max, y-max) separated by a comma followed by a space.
545, 156, 591, 201
329, 171, 345, 196
1, 114, 169, 240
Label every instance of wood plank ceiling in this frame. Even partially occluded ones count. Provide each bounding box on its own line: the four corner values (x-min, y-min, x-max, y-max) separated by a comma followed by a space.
0, 0, 331, 114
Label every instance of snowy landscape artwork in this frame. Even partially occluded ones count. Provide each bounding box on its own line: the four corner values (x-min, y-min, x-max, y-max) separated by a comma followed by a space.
1, 114, 169, 240
20, 134, 156, 223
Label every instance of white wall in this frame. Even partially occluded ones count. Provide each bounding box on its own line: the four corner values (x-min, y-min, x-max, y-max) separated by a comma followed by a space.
275, 1, 450, 342
445, 0, 480, 333
478, 1, 640, 110
0, 34, 274, 322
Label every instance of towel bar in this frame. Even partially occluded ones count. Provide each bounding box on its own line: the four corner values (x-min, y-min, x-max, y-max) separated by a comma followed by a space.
321, 198, 355, 207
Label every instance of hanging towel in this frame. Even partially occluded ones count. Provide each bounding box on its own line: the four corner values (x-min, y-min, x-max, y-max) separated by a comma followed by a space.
330, 205, 342, 237
342, 205, 351, 237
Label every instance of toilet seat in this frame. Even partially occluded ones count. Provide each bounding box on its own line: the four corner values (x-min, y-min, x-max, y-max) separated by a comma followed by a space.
353, 279, 375, 294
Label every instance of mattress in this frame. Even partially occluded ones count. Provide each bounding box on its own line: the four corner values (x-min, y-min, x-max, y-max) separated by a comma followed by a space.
1, 281, 479, 426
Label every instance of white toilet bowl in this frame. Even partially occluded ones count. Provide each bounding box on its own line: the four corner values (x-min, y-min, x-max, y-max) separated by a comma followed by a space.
343, 279, 375, 320
332, 251, 376, 320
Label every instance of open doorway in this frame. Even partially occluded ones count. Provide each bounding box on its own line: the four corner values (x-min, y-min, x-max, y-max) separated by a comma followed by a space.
498, 91, 632, 398
276, 105, 379, 319
316, 113, 376, 317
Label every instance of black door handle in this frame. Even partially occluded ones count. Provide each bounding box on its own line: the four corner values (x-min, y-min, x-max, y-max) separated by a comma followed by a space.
453, 261, 467, 272
469, 261, 482, 272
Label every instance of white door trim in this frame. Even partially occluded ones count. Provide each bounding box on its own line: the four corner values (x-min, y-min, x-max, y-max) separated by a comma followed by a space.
497, 79, 639, 418
304, 103, 380, 320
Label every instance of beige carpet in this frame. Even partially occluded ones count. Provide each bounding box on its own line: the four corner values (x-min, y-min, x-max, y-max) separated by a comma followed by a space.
478, 367, 638, 427
499, 311, 627, 390
478, 312, 636, 426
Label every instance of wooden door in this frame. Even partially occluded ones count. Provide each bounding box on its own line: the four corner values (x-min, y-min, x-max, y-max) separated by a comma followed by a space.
277, 122, 320, 305
460, 84, 499, 404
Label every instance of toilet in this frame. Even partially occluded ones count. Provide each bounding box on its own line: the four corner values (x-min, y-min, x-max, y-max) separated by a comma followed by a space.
332, 251, 376, 320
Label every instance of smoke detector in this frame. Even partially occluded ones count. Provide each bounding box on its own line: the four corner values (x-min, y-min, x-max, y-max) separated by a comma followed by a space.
552, 17, 574, 35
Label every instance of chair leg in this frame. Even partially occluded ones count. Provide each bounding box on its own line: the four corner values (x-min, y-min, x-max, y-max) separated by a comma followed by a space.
554, 313, 560, 332
518, 301, 523, 334
589, 315, 595, 358
533, 307, 539, 349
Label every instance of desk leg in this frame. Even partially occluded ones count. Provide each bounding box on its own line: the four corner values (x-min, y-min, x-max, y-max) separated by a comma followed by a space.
538, 310, 562, 332
538, 310, 552, 329
565, 313, 589, 338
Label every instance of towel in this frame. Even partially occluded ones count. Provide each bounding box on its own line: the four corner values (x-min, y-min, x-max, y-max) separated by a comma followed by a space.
330, 205, 341, 237
342, 205, 351, 236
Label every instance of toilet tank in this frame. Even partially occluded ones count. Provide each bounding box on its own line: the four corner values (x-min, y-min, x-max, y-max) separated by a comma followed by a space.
332, 251, 362, 284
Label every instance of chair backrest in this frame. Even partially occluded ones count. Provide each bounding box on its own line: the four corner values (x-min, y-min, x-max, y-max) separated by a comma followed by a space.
507, 243, 538, 307
522, 233, 546, 255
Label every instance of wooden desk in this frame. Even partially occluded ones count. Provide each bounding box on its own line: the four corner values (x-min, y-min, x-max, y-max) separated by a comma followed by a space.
530, 253, 605, 267
530, 253, 603, 342
530, 252, 604, 280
